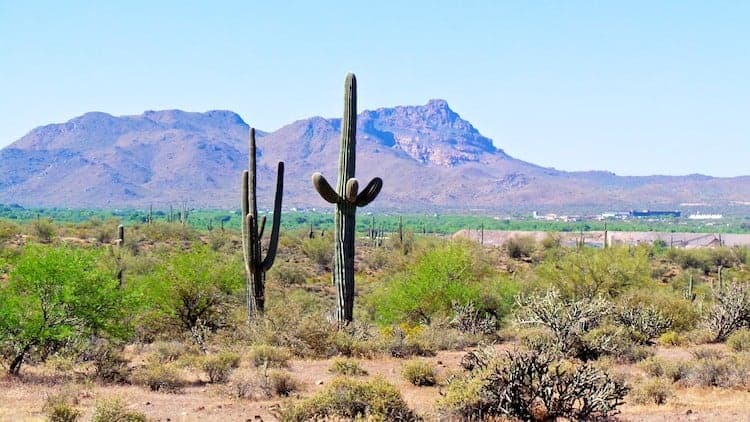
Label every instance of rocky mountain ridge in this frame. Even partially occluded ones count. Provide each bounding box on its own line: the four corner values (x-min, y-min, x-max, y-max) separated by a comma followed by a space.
1, 101, 748, 212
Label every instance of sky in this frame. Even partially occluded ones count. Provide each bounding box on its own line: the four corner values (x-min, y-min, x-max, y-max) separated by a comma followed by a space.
1, 1, 748, 177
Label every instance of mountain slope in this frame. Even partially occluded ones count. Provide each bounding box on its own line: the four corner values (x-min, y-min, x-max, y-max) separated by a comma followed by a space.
1, 102, 748, 211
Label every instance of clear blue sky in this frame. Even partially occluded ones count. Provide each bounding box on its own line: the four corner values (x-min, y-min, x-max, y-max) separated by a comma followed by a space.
1, 1, 748, 176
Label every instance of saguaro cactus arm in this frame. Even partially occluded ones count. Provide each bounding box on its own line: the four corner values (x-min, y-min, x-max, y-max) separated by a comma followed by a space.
355, 177, 383, 207
261, 162, 284, 271
312, 172, 339, 204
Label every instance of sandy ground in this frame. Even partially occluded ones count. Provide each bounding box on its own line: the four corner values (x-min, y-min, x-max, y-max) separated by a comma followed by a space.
2, 343, 750, 422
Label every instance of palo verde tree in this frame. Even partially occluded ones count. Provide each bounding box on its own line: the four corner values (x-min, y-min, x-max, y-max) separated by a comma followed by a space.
312, 73, 383, 324
242, 127, 284, 318
0, 245, 128, 375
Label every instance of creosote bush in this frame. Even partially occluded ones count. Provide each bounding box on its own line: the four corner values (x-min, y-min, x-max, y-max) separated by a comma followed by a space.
329, 357, 368, 376
247, 345, 291, 368
202, 352, 241, 383
91, 397, 147, 422
131, 363, 186, 393
727, 328, 750, 352
401, 359, 437, 386
43, 392, 81, 422
277, 377, 418, 422
504, 235, 537, 260
630, 377, 672, 405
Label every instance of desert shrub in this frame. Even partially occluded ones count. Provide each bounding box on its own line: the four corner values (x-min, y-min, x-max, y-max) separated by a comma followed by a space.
300, 234, 333, 267
0, 245, 129, 375
371, 241, 509, 325
329, 357, 368, 376
516, 287, 610, 359
277, 377, 418, 422
630, 377, 672, 405
685, 352, 750, 388
704, 282, 750, 342
615, 304, 672, 343
401, 360, 437, 386
207, 230, 229, 251
267, 261, 309, 287
684, 328, 715, 345
139, 221, 196, 242
202, 352, 241, 383
91, 397, 147, 422
43, 392, 81, 422
504, 235, 537, 259
439, 349, 628, 421
727, 328, 750, 352
384, 326, 436, 358
666, 248, 710, 272
131, 363, 186, 393
30, 218, 56, 243
533, 247, 651, 299
658, 330, 686, 347
89, 342, 130, 383
267, 369, 300, 397
151, 340, 189, 363
248, 345, 290, 368
639, 356, 691, 382
540, 233, 561, 250
0, 220, 20, 243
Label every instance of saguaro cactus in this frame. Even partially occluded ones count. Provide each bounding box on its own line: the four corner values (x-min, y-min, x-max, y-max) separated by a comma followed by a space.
242, 127, 284, 319
312, 73, 383, 324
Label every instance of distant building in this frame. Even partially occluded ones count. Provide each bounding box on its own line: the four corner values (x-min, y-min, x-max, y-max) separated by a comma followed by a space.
629, 210, 681, 218
688, 213, 722, 220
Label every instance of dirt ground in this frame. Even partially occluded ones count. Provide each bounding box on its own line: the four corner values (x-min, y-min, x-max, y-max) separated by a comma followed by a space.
2, 344, 750, 422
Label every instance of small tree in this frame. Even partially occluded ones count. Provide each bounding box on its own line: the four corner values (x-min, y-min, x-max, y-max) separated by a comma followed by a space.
0, 245, 127, 375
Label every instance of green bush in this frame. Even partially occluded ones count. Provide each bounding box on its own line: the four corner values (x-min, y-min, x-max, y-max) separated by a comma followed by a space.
0, 245, 129, 375
329, 358, 368, 376
248, 345, 291, 368
277, 377, 418, 421
202, 352, 241, 383
727, 328, 750, 352
401, 360, 437, 386
131, 363, 186, 393
135, 246, 241, 333
91, 397, 147, 422
370, 241, 506, 325
533, 247, 651, 299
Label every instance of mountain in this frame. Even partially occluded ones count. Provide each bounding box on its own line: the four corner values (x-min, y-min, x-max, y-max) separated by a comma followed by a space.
1, 101, 748, 212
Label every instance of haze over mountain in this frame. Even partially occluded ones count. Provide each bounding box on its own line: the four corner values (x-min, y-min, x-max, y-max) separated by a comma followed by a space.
1, 101, 748, 212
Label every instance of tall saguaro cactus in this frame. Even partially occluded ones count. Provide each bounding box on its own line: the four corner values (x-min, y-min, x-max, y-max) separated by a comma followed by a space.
312, 73, 383, 324
242, 128, 284, 319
